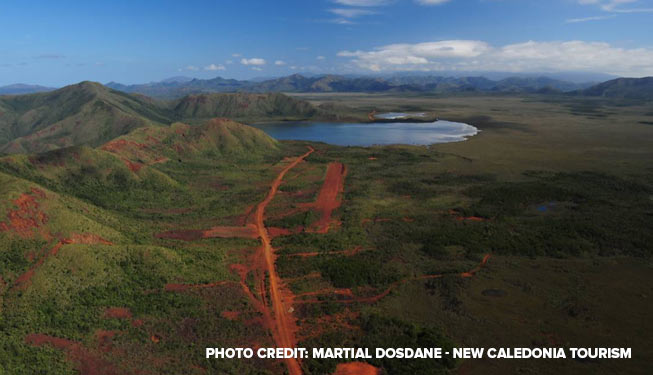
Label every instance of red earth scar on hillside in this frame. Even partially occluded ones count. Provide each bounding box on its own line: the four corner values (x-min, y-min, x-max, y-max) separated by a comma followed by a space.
305, 162, 347, 234
12, 233, 112, 290
0, 188, 48, 239
334, 362, 380, 375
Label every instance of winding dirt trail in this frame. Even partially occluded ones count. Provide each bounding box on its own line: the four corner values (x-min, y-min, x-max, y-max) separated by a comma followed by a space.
255, 146, 314, 375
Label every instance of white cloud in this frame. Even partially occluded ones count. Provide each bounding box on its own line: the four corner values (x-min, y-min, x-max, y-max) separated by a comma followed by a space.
329, 8, 375, 17
275, 60, 286, 65
181, 65, 199, 71
317, 56, 326, 60
578, 0, 653, 12
240, 58, 266, 65
338, 39, 653, 76
415, 0, 451, 5
566, 15, 616, 22
226, 60, 234, 64
204, 63, 226, 71
232, 53, 242, 57
333, 0, 390, 5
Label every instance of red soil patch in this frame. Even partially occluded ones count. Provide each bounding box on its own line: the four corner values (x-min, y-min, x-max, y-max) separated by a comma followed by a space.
13, 240, 67, 289
25, 333, 123, 375
70, 233, 113, 245
298, 288, 353, 299
13, 232, 112, 290
334, 362, 380, 375
103, 307, 132, 320
101, 139, 147, 154
95, 330, 118, 352
156, 224, 258, 241
123, 159, 142, 172
461, 254, 491, 278
305, 162, 347, 234
221, 310, 241, 321
268, 226, 305, 238
204, 224, 258, 239
156, 229, 204, 241
368, 157, 378, 160
449, 209, 488, 222
0, 188, 49, 239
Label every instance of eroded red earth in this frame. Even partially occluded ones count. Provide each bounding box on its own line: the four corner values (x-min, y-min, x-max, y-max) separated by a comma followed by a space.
0, 188, 49, 239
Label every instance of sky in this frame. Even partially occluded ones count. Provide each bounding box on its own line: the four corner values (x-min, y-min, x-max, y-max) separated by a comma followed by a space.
1, 0, 652, 86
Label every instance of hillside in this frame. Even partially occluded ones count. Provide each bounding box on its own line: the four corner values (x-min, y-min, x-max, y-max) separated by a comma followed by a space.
577, 77, 653, 99
101, 118, 279, 165
170, 92, 318, 121
0, 84, 323, 154
0, 82, 172, 154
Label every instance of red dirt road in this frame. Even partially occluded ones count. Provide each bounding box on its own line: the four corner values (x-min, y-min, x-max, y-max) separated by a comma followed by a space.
254, 146, 314, 375
307, 162, 347, 233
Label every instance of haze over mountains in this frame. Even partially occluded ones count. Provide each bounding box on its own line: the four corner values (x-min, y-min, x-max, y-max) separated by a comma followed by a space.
3, 74, 653, 100
105, 74, 598, 98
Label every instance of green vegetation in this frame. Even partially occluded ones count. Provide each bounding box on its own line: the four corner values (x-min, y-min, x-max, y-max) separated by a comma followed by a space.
1, 91, 652, 374
0, 82, 171, 154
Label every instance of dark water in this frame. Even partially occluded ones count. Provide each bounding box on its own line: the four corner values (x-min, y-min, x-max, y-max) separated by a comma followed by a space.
251, 120, 478, 146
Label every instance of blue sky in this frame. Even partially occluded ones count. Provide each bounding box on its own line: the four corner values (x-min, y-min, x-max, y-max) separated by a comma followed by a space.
1, 0, 652, 86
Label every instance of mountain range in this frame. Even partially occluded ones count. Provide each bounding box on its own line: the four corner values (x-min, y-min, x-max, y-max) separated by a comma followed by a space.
104, 74, 601, 99
0, 82, 323, 154
4, 74, 653, 100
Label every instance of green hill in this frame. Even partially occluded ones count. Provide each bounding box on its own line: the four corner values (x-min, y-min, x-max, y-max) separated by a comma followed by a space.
576, 77, 653, 99
170, 92, 318, 122
0, 84, 323, 154
0, 82, 172, 154
101, 118, 279, 163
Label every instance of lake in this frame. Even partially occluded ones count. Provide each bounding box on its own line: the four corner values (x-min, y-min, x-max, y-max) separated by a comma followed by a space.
251, 120, 478, 146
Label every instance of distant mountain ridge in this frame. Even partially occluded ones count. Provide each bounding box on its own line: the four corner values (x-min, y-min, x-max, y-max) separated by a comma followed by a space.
574, 77, 653, 99
0, 84, 55, 95
107, 74, 598, 99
